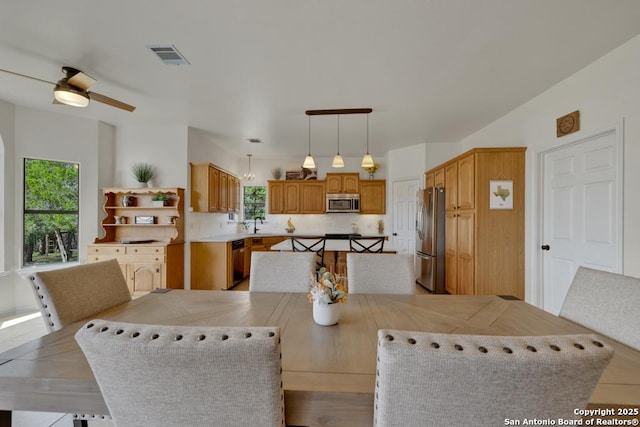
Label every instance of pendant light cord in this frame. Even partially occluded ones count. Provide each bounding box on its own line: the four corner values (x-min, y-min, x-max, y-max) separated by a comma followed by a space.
337, 115, 340, 154
366, 114, 369, 154
308, 115, 311, 156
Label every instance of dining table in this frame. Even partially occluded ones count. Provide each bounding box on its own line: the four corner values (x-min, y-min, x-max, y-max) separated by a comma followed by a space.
0, 290, 639, 426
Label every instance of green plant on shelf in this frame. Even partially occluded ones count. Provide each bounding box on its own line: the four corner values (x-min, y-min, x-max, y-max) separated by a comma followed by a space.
152, 192, 168, 202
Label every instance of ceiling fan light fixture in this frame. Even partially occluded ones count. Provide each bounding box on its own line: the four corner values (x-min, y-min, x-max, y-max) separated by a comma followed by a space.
54, 82, 89, 107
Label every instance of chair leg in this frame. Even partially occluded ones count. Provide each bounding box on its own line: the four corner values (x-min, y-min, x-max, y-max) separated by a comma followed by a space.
73, 419, 89, 427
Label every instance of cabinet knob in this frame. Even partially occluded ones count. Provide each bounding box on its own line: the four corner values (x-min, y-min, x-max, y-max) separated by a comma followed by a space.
116, 249, 120, 252
134, 249, 138, 252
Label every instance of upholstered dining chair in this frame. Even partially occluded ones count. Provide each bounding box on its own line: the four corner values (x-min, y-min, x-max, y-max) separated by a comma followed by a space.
560, 266, 640, 351
349, 236, 385, 253
249, 252, 316, 292
374, 330, 614, 427
76, 320, 284, 426
346, 253, 415, 294
290, 235, 326, 272
28, 258, 132, 332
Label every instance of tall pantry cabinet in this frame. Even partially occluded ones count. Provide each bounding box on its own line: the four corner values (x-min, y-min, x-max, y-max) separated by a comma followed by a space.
426, 147, 526, 299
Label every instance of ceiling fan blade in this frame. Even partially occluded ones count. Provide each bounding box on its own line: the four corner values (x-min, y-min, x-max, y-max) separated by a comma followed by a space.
88, 91, 136, 112
0, 67, 55, 85
67, 71, 96, 90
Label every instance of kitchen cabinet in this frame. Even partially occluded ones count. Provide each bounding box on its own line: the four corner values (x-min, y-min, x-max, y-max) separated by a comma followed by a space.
429, 147, 525, 298
191, 241, 233, 290
190, 163, 240, 213
250, 236, 286, 252
326, 173, 359, 194
268, 181, 325, 214
359, 180, 386, 214
300, 181, 325, 213
425, 168, 444, 188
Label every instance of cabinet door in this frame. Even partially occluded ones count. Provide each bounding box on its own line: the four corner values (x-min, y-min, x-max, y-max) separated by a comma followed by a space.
300, 182, 325, 213
208, 167, 220, 211
434, 168, 445, 187
269, 182, 284, 214
456, 211, 475, 295
444, 162, 458, 211
326, 175, 342, 193
128, 263, 163, 293
444, 211, 458, 295
343, 175, 359, 193
284, 182, 300, 213
425, 172, 435, 188
219, 172, 229, 212
457, 155, 475, 210
227, 176, 238, 212
359, 180, 386, 214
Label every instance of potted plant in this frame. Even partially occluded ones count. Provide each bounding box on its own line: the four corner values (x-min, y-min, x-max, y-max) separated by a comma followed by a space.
131, 162, 154, 187
308, 268, 347, 326
271, 167, 283, 180
151, 192, 169, 207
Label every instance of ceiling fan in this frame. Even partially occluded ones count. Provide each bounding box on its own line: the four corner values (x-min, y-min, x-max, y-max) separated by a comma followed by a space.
0, 66, 136, 112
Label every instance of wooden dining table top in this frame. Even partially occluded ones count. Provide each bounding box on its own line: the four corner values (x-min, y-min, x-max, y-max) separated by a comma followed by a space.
1, 290, 639, 426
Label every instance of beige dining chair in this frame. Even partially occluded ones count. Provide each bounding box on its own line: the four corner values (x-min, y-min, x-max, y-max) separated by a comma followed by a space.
249, 251, 316, 292
560, 266, 640, 351
76, 320, 284, 426
374, 330, 614, 427
346, 253, 415, 294
27, 258, 132, 332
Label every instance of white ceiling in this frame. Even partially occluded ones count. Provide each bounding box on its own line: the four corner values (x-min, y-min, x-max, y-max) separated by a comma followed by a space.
1, 1, 639, 160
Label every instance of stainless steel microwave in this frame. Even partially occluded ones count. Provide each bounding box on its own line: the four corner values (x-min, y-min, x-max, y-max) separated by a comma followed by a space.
326, 193, 360, 213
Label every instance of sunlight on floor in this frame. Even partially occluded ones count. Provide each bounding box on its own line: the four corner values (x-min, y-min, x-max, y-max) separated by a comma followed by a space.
0, 312, 41, 329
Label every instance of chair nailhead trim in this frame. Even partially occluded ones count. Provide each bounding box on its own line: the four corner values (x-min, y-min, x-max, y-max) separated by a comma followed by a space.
550, 345, 561, 351
527, 345, 537, 352
574, 343, 584, 350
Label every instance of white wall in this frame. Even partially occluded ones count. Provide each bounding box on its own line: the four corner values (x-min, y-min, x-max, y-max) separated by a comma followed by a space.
0, 99, 16, 315
455, 34, 640, 304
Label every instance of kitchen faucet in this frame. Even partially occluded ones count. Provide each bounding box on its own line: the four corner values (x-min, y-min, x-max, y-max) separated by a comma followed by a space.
253, 216, 264, 234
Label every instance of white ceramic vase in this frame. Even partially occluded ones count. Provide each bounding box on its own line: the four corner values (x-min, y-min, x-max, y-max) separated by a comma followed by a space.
313, 301, 340, 326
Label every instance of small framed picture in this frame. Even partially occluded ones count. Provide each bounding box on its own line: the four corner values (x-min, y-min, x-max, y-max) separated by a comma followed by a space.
135, 216, 155, 224
490, 180, 513, 210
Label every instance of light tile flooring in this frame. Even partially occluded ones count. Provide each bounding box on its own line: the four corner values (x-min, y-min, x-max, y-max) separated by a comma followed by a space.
1, 278, 427, 426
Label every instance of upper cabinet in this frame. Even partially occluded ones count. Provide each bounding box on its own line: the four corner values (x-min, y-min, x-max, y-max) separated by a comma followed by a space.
326, 173, 359, 193
190, 163, 240, 213
268, 180, 325, 214
359, 180, 386, 214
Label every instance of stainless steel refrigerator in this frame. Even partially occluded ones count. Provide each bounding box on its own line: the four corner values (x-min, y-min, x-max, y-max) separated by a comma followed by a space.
415, 187, 446, 293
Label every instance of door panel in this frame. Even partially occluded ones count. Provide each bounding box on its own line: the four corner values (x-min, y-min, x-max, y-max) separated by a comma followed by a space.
392, 179, 420, 255
541, 127, 622, 314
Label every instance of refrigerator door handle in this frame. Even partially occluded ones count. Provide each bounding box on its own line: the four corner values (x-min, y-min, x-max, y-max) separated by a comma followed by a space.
416, 203, 423, 240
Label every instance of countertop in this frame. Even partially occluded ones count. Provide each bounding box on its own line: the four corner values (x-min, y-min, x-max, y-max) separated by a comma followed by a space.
190, 233, 390, 246
271, 237, 396, 253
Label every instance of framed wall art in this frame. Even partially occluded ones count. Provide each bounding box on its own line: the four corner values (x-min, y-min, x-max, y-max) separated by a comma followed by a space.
490, 180, 513, 210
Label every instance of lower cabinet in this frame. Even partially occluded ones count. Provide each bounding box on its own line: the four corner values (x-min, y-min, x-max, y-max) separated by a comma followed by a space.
87, 243, 184, 295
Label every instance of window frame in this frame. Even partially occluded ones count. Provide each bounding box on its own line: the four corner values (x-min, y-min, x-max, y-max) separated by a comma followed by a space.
242, 185, 267, 221
22, 157, 80, 267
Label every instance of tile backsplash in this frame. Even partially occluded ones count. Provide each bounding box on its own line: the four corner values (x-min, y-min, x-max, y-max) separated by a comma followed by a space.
188, 212, 386, 239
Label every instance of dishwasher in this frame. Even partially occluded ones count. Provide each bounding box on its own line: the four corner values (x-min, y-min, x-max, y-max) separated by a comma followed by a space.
231, 239, 245, 285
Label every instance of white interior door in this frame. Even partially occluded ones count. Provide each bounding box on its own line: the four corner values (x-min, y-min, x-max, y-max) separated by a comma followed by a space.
540, 125, 623, 314
392, 178, 420, 254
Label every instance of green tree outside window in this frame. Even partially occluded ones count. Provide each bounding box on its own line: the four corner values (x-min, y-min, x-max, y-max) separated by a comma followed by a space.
23, 158, 79, 266
243, 186, 266, 220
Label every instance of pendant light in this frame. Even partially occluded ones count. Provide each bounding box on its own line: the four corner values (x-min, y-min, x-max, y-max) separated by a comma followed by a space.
361, 114, 375, 168
302, 115, 316, 169
331, 115, 345, 168
243, 154, 255, 181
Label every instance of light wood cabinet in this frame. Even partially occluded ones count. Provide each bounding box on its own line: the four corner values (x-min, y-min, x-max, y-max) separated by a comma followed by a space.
359, 180, 386, 214
428, 147, 526, 298
425, 172, 434, 188
300, 181, 325, 213
190, 163, 240, 213
434, 168, 445, 187
268, 181, 326, 214
88, 187, 185, 295
326, 173, 359, 194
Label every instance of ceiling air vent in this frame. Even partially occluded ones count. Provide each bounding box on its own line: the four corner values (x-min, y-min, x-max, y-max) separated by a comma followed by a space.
146, 45, 190, 66
248, 138, 263, 143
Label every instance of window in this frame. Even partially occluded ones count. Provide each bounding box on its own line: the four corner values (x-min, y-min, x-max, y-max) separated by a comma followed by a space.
243, 186, 266, 220
23, 158, 79, 266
